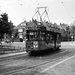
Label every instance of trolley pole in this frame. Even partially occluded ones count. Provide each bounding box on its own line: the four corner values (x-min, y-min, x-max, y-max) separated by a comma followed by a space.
32, 7, 50, 23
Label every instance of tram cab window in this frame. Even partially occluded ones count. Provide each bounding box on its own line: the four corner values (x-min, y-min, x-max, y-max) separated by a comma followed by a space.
26, 31, 38, 40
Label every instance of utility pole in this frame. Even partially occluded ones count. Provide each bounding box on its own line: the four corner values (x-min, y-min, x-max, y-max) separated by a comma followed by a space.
72, 25, 75, 41
73, 27, 74, 41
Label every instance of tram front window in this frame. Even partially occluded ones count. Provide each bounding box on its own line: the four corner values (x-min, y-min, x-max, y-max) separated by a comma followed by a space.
27, 31, 38, 40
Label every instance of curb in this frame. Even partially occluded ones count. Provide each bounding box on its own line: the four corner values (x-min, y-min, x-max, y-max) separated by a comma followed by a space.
0, 50, 26, 58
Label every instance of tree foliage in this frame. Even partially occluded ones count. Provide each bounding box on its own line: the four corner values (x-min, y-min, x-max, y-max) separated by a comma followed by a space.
0, 13, 14, 39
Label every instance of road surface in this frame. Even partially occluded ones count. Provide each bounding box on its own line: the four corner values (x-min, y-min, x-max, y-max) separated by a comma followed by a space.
0, 42, 75, 75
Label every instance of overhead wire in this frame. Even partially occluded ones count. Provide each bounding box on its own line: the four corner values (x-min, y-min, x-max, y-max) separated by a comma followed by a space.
30, 0, 40, 6
49, 12, 57, 20
57, 0, 74, 19
62, 2, 73, 19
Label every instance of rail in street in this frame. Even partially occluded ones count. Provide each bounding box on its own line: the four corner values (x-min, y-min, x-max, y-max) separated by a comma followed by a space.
0, 41, 75, 75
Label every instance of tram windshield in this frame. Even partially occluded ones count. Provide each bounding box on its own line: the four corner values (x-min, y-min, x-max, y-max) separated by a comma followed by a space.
26, 30, 46, 41
26, 30, 38, 40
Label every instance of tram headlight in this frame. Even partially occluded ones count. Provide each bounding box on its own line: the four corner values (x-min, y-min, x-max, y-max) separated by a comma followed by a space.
33, 41, 38, 48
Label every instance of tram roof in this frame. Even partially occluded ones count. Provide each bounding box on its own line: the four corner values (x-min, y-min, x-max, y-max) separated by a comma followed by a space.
26, 20, 61, 33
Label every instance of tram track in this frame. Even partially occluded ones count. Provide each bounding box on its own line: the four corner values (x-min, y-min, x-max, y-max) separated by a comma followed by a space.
1, 48, 75, 75
0, 57, 68, 75
1, 60, 54, 75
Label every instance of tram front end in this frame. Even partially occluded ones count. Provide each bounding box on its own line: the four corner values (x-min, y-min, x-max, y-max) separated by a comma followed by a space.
26, 29, 40, 54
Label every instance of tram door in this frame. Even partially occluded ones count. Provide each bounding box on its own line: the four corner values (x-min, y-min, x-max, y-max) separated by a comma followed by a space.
53, 33, 57, 49
53, 33, 61, 49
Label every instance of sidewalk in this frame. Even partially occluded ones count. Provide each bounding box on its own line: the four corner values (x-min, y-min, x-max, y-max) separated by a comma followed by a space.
0, 51, 26, 58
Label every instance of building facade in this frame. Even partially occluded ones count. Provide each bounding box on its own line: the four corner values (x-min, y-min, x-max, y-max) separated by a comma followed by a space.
14, 21, 26, 42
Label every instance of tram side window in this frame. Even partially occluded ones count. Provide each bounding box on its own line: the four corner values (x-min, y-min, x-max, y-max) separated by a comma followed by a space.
40, 31, 46, 40
26, 31, 38, 40
46, 33, 53, 42
46, 33, 50, 40
50, 34, 53, 42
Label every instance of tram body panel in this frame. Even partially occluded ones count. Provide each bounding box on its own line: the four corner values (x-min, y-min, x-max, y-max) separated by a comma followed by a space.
26, 34, 61, 53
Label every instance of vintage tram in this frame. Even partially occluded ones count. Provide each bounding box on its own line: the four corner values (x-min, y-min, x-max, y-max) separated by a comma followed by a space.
25, 7, 61, 54
26, 21, 61, 54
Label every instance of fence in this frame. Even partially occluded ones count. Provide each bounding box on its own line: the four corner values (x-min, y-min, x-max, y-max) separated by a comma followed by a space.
0, 42, 26, 54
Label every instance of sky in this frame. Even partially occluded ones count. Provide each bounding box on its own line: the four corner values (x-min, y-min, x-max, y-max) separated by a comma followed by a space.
0, 0, 75, 26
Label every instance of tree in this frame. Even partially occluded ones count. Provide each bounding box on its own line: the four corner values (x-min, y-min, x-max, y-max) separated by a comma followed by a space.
66, 26, 71, 41
59, 23, 71, 41
8, 21, 14, 37
0, 13, 14, 39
